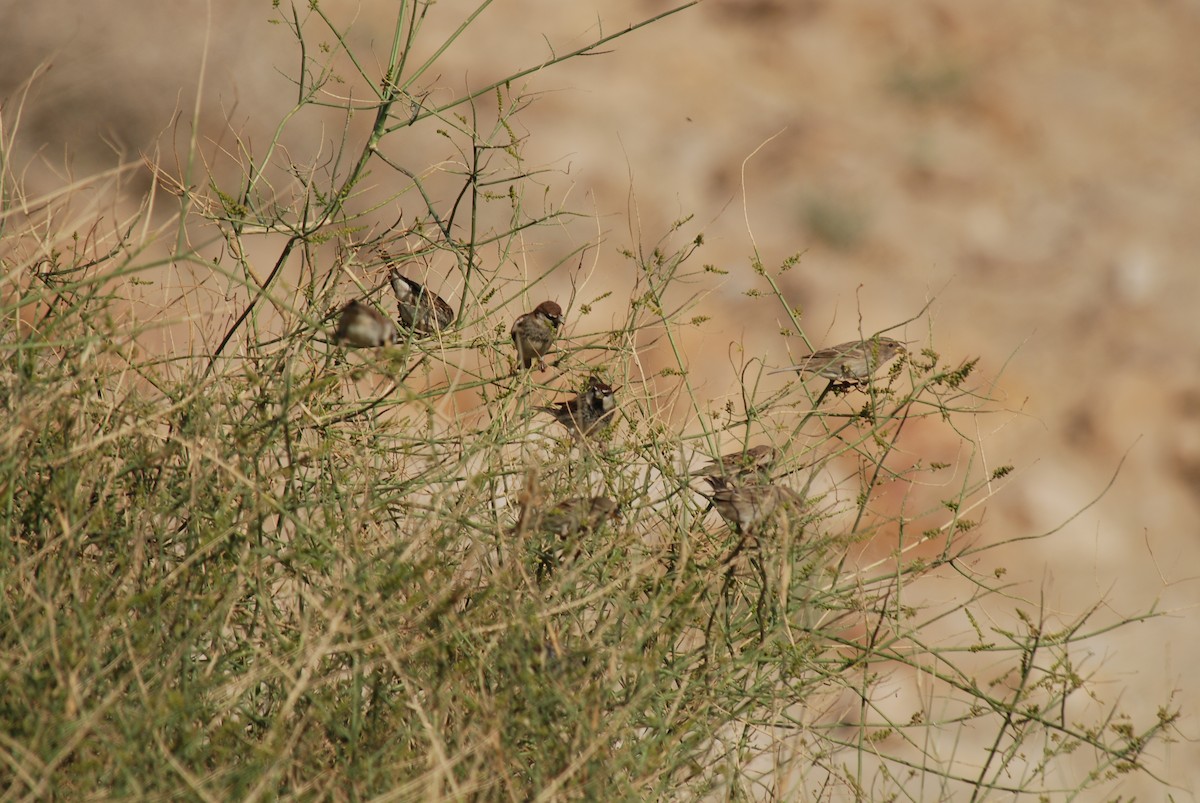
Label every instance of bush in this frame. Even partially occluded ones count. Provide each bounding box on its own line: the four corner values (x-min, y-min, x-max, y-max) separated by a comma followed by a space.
0, 2, 1177, 799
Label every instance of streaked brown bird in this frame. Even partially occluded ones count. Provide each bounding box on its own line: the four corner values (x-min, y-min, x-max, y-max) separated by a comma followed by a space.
772, 336, 906, 383
694, 444, 778, 486
531, 495, 620, 581
539, 495, 621, 538
333, 300, 399, 347
537, 377, 618, 439
707, 477, 791, 536
386, 267, 455, 335
511, 300, 564, 371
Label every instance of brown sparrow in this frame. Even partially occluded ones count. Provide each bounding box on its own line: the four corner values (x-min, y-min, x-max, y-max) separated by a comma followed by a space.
333, 300, 399, 347
694, 444, 778, 485
707, 477, 790, 535
537, 377, 618, 439
531, 495, 620, 581
539, 495, 621, 537
772, 336, 905, 383
386, 267, 455, 334
511, 301, 564, 371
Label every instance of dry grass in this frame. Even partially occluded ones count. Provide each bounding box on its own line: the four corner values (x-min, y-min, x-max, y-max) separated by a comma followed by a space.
0, 3, 1178, 800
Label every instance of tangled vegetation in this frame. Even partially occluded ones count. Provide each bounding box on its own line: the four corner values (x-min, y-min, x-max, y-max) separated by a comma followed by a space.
0, 2, 1177, 799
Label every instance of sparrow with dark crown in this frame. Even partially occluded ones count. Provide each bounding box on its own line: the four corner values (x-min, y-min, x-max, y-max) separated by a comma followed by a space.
772, 336, 906, 384
382, 256, 455, 335
537, 377, 618, 439
333, 300, 399, 348
511, 301, 564, 371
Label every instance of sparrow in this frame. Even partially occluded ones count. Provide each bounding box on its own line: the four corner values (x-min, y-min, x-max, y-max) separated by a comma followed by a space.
386, 266, 455, 335
707, 477, 790, 535
539, 495, 621, 538
537, 377, 618, 439
531, 495, 621, 582
694, 444, 778, 486
771, 336, 906, 383
511, 301, 564, 371
333, 300, 399, 347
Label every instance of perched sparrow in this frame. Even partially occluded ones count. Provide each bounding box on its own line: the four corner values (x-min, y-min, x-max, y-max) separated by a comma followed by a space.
708, 478, 789, 535
531, 495, 620, 582
333, 300, 399, 347
772, 336, 906, 383
537, 377, 618, 439
539, 495, 621, 538
386, 267, 455, 335
511, 301, 564, 371
694, 444, 778, 485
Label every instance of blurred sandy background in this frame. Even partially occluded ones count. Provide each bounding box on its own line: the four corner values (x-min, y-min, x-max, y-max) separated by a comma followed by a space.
5, 0, 1199, 795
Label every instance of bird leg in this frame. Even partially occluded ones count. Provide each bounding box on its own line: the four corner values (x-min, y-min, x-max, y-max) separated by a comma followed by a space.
704, 526, 755, 657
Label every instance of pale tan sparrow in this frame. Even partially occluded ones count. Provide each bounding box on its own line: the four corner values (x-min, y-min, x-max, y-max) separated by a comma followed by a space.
694, 444, 778, 485
385, 265, 455, 334
537, 377, 618, 439
511, 301, 564, 371
333, 300, 399, 347
531, 495, 620, 581
707, 477, 791, 535
539, 495, 621, 537
772, 336, 906, 383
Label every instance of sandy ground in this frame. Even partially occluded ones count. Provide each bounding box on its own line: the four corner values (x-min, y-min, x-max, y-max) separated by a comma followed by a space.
4, 0, 1199, 796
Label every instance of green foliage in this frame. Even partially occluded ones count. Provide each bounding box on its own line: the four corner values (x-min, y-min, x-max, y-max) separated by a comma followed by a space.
0, 2, 1177, 800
